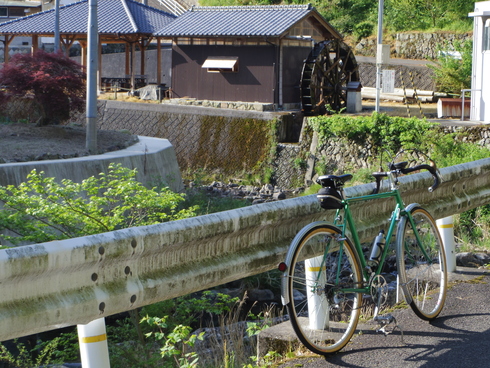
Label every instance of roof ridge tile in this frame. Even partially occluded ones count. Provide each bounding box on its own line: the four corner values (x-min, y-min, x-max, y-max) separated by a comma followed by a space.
190, 4, 311, 12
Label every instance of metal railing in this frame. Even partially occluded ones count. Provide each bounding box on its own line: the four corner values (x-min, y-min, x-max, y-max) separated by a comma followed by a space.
157, 0, 187, 15
461, 89, 481, 121
0, 158, 490, 341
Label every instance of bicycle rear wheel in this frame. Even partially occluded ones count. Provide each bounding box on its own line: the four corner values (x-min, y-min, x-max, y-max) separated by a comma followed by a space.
284, 224, 362, 355
396, 206, 447, 320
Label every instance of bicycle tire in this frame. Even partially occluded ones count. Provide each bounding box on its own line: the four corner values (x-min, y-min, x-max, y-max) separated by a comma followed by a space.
284, 224, 362, 355
396, 206, 447, 320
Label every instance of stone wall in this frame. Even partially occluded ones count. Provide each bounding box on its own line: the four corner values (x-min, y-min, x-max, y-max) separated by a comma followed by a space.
73, 100, 298, 182
296, 122, 490, 188
71, 101, 490, 190
355, 32, 472, 60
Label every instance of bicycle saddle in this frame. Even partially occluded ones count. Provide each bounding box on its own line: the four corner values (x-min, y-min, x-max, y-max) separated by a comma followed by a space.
317, 174, 353, 188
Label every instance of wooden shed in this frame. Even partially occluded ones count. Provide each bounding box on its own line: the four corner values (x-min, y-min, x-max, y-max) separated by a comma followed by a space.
155, 4, 342, 109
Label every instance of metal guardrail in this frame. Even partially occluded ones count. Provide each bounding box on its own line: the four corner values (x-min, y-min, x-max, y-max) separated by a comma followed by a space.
1, 158, 490, 341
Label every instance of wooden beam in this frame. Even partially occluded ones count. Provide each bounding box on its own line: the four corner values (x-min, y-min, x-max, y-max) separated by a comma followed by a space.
61, 35, 77, 56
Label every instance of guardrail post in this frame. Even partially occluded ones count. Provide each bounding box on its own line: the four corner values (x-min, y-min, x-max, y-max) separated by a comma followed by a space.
77, 318, 111, 368
305, 256, 328, 329
436, 216, 456, 272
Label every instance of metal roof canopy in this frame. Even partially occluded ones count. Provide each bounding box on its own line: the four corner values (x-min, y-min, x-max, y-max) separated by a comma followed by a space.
202, 56, 238, 72
0, 0, 176, 87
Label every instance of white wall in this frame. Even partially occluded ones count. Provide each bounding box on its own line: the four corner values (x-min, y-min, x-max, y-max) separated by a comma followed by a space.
470, 1, 490, 122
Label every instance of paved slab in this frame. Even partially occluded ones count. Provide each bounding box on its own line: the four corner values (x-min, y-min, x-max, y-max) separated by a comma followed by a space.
273, 267, 490, 368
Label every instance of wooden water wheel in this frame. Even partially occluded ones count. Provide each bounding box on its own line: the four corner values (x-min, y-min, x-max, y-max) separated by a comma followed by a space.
300, 39, 360, 116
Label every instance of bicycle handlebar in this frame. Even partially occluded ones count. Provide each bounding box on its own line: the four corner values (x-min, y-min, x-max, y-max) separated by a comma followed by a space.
400, 163, 441, 192
372, 162, 441, 194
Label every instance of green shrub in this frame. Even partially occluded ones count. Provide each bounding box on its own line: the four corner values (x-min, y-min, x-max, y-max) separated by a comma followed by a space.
309, 112, 439, 156
0, 163, 197, 245
429, 39, 472, 95
353, 21, 375, 41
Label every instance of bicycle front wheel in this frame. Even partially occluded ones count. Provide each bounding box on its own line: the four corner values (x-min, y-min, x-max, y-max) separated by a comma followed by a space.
396, 206, 447, 320
285, 224, 362, 355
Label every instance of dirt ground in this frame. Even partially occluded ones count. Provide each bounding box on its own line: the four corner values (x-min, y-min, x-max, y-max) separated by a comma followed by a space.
0, 123, 138, 163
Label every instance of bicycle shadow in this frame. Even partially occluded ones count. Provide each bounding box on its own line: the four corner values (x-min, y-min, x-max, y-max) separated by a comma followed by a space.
316, 311, 490, 368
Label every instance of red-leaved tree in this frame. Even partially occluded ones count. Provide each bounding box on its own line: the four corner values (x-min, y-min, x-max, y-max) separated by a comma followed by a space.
0, 50, 86, 125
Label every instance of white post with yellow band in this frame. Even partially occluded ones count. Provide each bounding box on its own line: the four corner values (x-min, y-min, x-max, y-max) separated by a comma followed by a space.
77, 318, 111, 368
305, 256, 328, 330
436, 216, 456, 272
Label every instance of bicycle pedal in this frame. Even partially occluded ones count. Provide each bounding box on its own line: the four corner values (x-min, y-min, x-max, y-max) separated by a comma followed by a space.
373, 314, 405, 344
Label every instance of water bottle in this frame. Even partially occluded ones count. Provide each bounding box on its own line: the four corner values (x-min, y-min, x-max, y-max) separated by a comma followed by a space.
368, 230, 385, 267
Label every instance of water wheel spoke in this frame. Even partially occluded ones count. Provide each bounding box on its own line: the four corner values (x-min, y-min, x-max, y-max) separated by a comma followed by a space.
300, 39, 360, 115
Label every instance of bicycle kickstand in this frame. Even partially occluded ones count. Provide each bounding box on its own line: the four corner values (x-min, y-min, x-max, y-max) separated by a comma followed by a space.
373, 314, 405, 345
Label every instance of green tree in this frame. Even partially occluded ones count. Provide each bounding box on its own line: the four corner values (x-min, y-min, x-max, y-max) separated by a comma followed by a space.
429, 39, 472, 94
0, 163, 197, 245
311, 0, 378, 35
385, 0, 477, 31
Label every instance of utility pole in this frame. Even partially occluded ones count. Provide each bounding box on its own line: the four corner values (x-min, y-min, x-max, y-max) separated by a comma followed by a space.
54, 0, 60, 52
375, 0, 384, 113
86, 0, 98, 154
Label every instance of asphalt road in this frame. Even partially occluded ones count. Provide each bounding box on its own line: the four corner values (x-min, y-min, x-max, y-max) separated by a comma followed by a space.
276, 268, 490, 368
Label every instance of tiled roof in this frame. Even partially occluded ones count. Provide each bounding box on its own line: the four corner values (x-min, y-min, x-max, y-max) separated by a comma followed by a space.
0, 0, 176, 35
155, 4, 324, 37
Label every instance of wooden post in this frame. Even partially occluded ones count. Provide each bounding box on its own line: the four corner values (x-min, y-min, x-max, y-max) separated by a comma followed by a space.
157, 38, 161, 85
31, 34, 38, 55
125, 43, 130, 76
98, 38, 102, 93
3, 35, 14, 63
139, 40, 145, 77
80, 41, 87, 67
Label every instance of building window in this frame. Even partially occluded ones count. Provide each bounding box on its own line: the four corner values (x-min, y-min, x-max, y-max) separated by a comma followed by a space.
484, 19, 490, 51
0, 7, 8, 17
9, 8, 25, 17
202, 56, 239, 73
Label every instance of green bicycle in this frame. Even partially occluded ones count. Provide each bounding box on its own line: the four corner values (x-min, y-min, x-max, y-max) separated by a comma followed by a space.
278, 157, 447, 355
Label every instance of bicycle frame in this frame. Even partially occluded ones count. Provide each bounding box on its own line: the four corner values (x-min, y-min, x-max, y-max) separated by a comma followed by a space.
331, 183, 430, 294
332, 188, 404, 293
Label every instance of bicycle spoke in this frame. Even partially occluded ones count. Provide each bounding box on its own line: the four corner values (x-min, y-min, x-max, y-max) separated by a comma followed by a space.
285, 225, 362, 355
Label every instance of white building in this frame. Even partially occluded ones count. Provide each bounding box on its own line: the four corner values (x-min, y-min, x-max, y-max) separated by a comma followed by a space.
469, 1, 490, 123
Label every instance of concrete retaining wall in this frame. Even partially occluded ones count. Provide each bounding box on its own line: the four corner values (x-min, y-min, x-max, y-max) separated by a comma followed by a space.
0, 136, 184, 193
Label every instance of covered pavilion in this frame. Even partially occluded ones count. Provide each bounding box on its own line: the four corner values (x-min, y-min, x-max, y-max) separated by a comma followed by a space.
0, 0, 176, 87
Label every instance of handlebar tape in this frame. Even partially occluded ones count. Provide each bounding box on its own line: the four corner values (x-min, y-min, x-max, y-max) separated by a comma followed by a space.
400, 164, 441, 192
